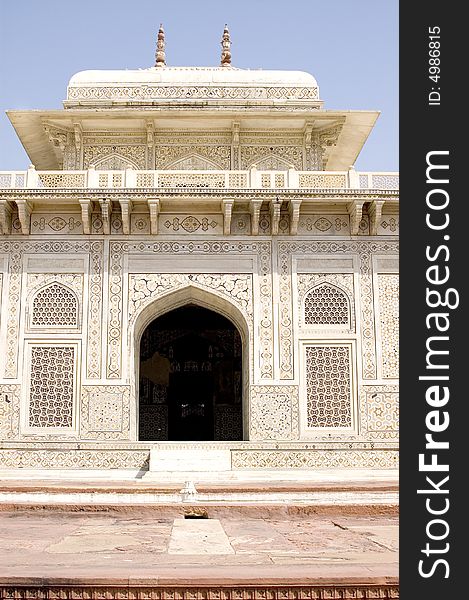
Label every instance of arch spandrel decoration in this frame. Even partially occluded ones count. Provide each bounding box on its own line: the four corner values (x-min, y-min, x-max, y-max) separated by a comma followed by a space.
91, 154, 140, 171
250, 154, 291, 171
165, 154, 223, 170
129, 274, 253, 334
107, 240, 273, 381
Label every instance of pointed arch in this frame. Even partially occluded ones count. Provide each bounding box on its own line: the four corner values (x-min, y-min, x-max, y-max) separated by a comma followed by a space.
92, 153, 140, 170
130, 285, 250, 441
249, 154, 291, 171
133, 285, 249, 357
165, 153, 223, 170
303, 281, 351, 327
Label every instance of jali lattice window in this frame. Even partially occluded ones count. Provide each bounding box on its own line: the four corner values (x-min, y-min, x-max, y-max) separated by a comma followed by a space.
305, 345, 352, 428
28, 346, 75, 428
31, 283, 78, 327
304, 283, 349, 326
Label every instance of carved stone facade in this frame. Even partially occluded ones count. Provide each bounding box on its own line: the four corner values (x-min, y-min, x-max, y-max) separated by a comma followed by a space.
0, 235, 398, 468
0, 60, 398, 473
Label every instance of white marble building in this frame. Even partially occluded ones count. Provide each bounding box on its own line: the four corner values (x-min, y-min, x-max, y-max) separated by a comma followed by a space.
0, 28, 398, 475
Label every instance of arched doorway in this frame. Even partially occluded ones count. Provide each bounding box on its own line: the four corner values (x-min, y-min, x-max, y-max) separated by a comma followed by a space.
138, 304, 243, 441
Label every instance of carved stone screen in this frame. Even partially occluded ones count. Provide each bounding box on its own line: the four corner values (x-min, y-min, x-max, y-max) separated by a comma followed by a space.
304, 284, 349, 326
28, 346, 75, 428
32, 283, 78, 327
305, 345, 352, 428
378, 274, 399, 378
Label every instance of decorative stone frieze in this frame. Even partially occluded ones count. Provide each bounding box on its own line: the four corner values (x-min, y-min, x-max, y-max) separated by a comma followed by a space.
0, 55, 399, 472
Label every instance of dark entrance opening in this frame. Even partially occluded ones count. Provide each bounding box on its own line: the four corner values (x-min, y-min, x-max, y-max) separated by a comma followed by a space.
138, 304, 243, 441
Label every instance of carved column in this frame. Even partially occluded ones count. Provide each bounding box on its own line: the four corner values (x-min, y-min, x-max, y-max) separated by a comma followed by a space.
79, 199, 93, 234
119, 198, 133, 235
15, 199, 32, 234
250, 200, 262, 235
303, 121, 313, 169
99, 199, 111, 235
222, 199, 234, 235
231, 121, 240, 170
368, 200, 385, 236
73, 122, 83, 169
270, 199, 281, 236
148, 198, 160, 234
0, 200, 13, 234
146, 121, 155, 169
289, 199, 302, 235
347, 200, 365, 236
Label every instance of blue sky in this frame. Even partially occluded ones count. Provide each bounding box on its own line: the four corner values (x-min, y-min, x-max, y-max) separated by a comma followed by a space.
0, 0, 398, 171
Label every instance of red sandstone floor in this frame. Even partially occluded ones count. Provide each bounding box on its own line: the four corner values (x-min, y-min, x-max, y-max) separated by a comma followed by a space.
0, 510, 398, 583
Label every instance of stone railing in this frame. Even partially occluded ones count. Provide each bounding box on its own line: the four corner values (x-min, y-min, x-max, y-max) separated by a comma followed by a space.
0, 167, 399, 191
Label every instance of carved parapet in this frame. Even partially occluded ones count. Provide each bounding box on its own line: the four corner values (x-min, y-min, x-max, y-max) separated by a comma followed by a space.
99, 199, 111, 235
368, 200, 385, 236
270, 199, 282, 236
79, 199, 93, 234
347, 165, 361, 189
288, 167, 299, 188
0, 200, 13, 234
87, 166, 99, 188
288, 199, 302, 235
249, 166, 259, 188
15, 199, 33, 234
125, 167, 137, 188
250, 200, 262, 235
119, 198, 133, 235
222, 199, 234, 236
25, 165, 39, 189
347, 200, 365, 235
148, 198, 160, 234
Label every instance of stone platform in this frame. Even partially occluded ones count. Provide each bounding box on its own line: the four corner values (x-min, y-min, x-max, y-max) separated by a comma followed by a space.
0, 473, 398, 598
0, 507, 398, 597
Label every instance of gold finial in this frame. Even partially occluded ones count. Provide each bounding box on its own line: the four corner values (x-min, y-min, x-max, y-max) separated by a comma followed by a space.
220, 24, 231, 67
155, 24, 166, 67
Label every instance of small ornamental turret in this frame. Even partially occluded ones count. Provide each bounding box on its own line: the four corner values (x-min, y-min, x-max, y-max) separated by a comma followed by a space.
155, 24, 166, 67
220, 24, 231, 67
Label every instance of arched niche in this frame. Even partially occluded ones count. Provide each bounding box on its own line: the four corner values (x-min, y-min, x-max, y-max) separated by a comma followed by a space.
249, 154, 292, 171
92, 154, 140, 170
303, 281, 351, 328
165, 154, 223, 170
29, 282, 80, 329
130, 285, 250, 441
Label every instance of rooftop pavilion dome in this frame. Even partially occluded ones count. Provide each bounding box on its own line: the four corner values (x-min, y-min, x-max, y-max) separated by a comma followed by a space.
65, 24, 321, 108
68, 66, 319, 90
66, 66, 321, 107
7, 24, 379, 170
